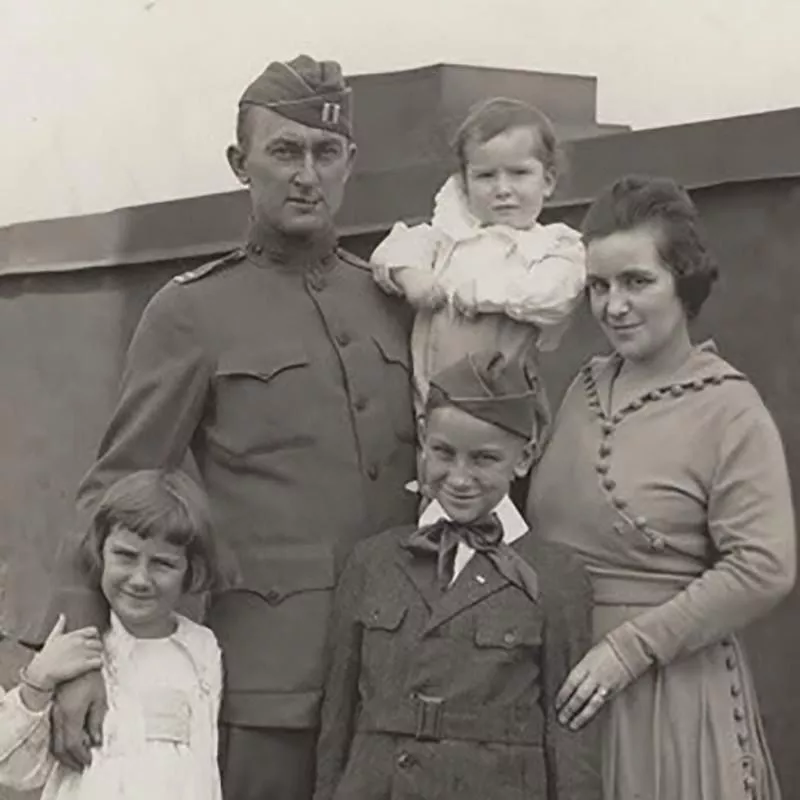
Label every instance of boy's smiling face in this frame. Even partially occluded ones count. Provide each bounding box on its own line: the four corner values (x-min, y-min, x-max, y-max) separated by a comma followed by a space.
422, 405, 535, 523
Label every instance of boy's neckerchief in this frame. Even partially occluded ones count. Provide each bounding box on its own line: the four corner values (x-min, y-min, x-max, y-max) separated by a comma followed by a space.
405, 515, 540, 601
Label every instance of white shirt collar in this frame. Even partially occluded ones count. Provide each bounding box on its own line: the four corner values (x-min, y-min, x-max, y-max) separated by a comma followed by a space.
417, 494, 529, 545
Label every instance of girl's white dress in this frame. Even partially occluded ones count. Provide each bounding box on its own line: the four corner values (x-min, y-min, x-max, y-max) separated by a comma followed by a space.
0, 612, 222, 800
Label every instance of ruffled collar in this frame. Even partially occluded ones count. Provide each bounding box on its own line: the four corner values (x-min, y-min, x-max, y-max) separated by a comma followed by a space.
431, 175, 549, 256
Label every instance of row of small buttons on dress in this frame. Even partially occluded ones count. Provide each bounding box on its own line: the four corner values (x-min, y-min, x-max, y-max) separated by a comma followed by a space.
722, 638, 758, 796
581, 365, 744, 552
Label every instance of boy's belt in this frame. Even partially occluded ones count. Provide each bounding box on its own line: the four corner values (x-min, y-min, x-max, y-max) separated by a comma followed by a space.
357, 694, 544, 745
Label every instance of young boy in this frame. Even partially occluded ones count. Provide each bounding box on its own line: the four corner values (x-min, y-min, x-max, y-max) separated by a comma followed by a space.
313, 351, 600, 800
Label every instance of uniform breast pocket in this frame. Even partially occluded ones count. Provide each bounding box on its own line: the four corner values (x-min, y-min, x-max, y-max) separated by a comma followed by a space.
474, 607, 543, 655
358, 601, 409, 672
211, 345, 313, 457
372, 335, 416, 444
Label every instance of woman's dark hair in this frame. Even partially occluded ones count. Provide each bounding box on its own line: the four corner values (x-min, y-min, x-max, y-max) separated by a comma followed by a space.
80, 469, 222, 594
581, 175, 719, 318
451, 97, 563, 182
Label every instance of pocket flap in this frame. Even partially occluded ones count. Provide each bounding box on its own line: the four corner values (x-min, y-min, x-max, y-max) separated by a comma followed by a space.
217, 346, 309, 382
234, 543, 335, 605
474, 612, 542, 648
372, 335, 411, 370
359, 602, 408, 632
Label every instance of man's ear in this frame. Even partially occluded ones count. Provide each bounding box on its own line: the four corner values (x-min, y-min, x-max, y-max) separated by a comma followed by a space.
227, 143, 250, 186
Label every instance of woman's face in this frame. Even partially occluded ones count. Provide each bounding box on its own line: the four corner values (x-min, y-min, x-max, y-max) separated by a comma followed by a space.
586, 225, 689, 364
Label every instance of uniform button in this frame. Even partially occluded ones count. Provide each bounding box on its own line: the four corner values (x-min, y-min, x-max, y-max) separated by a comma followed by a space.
252, 244, 264, 255
670, 385, 685, 397
367, 464, 379, 480
336, 331, 351, 347
595, 462, 610, 475
265, 589, 281, 605
628, 399, 644, 411
503, 632, 516, 645
612, 496, 627, 510
601, 422, 614, 435
613, 522, 625, 535
397, 751, 414, 769
602, 478, 617, 491
599, 443, 612, 458
634, 516, 648, 530
738, 732, 749, 747
733, 707, 745, 722
743, 775, 756, 791
726, 655, 737, 670
650, 535, 666, 551
354, 396, 368, 412
731, 684, 742, 698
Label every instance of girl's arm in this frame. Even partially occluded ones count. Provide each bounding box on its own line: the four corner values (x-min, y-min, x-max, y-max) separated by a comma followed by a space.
0, 687, 55, 791
462, 225, 586, 327
313, 551, 365, 800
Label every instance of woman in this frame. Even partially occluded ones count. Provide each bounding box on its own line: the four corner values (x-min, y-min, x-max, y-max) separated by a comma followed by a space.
527, 175, 795, 800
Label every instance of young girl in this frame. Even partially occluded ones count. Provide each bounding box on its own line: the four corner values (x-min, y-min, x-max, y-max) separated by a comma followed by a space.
0, 469, 224, 800
372, 97, 586, 435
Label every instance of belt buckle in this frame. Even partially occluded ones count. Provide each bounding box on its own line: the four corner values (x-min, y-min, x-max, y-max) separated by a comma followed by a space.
414, 694, 444, 741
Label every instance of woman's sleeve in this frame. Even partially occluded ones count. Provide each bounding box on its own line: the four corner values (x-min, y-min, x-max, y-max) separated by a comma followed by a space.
606, 395, 796, 680
470, 224, 586, 327
312, 550, 365, 800
542, 549, 603, 800
0, 687, 54, 790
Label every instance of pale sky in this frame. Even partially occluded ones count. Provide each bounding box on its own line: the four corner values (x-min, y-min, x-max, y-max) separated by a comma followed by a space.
1, 0, 799, 226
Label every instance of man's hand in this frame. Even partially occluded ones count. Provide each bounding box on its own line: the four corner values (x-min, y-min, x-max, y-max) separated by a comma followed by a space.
393, 269, 448, 311
51, 670, 108, 771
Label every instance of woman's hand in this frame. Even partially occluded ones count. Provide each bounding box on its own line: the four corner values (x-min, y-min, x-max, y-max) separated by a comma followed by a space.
556, 639, 633, 730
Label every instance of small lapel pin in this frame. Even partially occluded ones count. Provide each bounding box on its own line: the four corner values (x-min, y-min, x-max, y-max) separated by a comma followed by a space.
476, 575, 486, 584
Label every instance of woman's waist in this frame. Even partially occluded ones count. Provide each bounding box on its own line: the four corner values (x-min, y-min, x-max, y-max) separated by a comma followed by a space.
587, 566, 698, 606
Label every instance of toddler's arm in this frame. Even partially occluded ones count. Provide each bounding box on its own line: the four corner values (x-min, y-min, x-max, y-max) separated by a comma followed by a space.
371, 222, 446, 308
461, 223, 586, 327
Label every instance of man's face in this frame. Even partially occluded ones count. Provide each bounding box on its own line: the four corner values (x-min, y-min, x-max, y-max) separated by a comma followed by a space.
228, 107, 356, 237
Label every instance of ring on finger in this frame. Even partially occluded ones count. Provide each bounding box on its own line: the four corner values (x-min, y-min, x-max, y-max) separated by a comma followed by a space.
595, 686, 610, 701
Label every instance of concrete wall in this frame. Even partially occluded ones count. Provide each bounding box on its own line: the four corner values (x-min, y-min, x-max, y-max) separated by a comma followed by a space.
1, 179, 799, 788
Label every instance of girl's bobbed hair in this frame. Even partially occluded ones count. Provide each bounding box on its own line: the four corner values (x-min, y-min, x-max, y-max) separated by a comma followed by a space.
80, 469, 222, 594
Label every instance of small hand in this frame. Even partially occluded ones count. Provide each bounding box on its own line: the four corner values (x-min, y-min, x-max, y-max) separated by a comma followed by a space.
450, 280, 479, 318
394, 269, 448, 311
555, 640, 632, 730
26, 615, 103, 690
372, 262, 404, 296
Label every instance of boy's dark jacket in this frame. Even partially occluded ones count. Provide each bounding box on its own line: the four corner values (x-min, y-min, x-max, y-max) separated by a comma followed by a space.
313, 524, 602, 800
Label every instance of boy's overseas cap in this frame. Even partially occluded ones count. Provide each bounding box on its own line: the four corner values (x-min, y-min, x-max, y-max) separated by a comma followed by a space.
239, 54, 353, 138
428, 351, 539, 439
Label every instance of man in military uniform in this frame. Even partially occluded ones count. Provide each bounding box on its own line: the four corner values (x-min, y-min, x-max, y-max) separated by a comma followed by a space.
51, 54, 418, 800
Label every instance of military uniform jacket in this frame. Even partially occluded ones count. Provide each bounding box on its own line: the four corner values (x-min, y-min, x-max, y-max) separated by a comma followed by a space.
313, 526, 601, 800
67, 235, 418, 728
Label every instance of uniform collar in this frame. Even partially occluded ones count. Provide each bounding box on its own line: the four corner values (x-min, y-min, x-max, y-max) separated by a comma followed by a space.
418, 495, 529, 544
244, 217, 338, 269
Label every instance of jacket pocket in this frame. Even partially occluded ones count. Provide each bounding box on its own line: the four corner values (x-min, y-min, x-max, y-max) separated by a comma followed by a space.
372, 335, 416, 444
474, 611, 543, 650
210, 543, 336, 697
359, 603, 408, 632
211, 345, 313, 457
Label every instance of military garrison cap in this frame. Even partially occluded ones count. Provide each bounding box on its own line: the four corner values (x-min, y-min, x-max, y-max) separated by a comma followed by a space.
239, 54, 353, 139
428, 351, 542, 440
